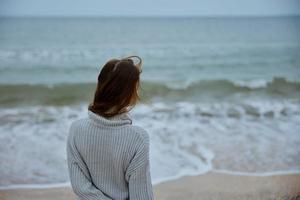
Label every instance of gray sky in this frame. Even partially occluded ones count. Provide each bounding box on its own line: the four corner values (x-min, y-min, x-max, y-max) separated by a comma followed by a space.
0, 0, 299, 17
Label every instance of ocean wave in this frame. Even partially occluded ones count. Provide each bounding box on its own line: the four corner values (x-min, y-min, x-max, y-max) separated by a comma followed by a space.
0, 77, 299, 107
0, 49, 102, 64
0, 102, 299, 187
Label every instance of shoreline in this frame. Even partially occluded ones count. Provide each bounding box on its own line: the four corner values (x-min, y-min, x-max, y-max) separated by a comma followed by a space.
1, 169, 300, 190
1, 171, 299, 200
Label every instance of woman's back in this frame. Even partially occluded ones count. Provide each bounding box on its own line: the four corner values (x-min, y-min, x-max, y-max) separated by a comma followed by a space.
67, 110, 153, 200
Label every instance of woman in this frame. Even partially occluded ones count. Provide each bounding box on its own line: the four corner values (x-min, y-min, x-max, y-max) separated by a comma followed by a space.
66, 56, 154, 200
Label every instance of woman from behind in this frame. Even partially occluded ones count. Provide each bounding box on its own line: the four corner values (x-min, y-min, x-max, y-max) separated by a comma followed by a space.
66, 56, 154, 200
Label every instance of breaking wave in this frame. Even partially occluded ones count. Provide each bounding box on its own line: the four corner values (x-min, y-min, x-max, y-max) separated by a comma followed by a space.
0, 77, 299, 107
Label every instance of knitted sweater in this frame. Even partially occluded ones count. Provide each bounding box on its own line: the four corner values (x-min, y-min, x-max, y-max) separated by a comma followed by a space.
66, 110, 154, 200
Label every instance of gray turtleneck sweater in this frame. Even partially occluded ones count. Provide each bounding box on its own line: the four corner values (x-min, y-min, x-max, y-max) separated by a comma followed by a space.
66, 110, 154, 200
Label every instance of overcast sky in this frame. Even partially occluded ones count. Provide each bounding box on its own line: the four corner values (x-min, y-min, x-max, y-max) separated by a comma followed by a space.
0, 0, 299, 17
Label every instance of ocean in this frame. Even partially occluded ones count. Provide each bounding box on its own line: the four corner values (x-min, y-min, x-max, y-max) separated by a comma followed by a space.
0, 16, 299, 188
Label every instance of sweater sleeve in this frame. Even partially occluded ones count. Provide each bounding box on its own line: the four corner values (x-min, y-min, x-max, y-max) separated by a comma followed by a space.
125, 132, 154, 200
66, 123, 112, 200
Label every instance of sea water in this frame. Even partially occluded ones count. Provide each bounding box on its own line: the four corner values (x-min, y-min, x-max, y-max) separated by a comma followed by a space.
0, 17, 299, 188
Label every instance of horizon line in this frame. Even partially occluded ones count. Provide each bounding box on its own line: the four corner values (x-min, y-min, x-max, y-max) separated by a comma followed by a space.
0, 14, 299, 19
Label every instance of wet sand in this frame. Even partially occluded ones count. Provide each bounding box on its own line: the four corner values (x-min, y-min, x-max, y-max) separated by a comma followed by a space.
1, 172, 299, 200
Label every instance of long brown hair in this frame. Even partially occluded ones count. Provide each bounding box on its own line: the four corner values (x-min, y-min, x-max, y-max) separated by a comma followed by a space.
88, 56, 142, 118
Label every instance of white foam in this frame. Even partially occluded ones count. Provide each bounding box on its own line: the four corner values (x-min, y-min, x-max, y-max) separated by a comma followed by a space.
0, 182, 70, 190
233, 79, 269, 89
0, 101, 300, 188
212, 169, 300, 177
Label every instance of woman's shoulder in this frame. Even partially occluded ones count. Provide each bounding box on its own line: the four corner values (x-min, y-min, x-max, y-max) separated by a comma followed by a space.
67, 118, 90, 139
69, 118, 88, 131
127, 125, 150, 144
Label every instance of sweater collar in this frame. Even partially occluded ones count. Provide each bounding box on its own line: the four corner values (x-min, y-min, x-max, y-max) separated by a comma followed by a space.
88, 110, 132, 127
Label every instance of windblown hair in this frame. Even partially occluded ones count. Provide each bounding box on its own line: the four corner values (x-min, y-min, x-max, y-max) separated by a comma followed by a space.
88, 56, 142, 118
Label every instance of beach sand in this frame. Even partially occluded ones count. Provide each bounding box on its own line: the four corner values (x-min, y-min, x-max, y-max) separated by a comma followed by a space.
1, 172, 299, 200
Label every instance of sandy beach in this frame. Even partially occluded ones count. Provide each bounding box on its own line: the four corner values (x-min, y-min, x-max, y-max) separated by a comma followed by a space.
1, 172, 299, 200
